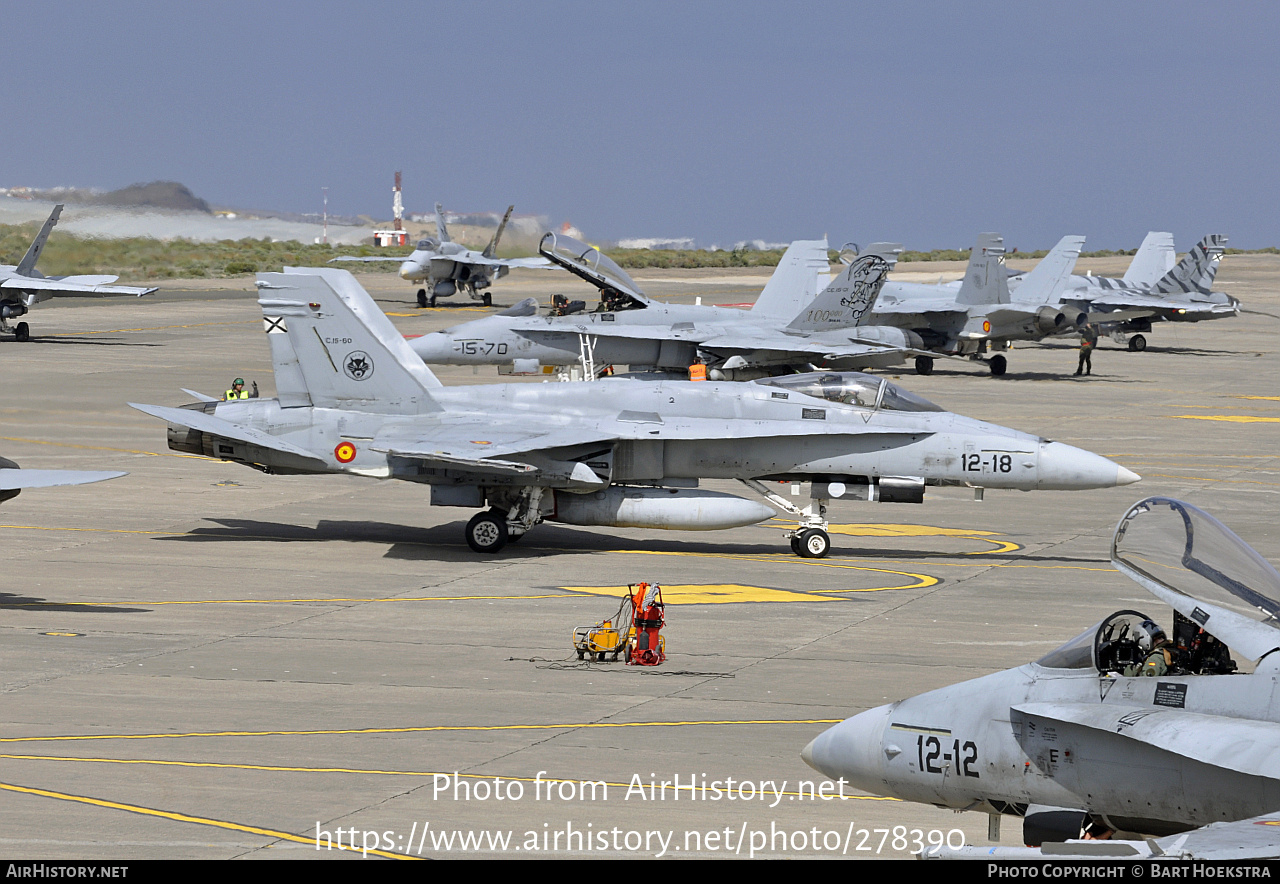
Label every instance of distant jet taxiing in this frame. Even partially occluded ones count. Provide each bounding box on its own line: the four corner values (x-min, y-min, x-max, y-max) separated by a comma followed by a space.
332, 203, 552, 307
1, 204, 157, 341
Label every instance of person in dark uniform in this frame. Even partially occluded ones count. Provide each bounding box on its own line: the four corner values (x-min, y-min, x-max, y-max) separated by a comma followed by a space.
1075, 323, 1098, 376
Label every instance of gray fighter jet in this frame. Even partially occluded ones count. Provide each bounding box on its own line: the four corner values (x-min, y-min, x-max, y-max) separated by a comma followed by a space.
129, 267, 1137, 557
871, 233, 1094, 376
410, 234, 929, 379
1, 204, 157, 341
803, 496, 1280, 858
0, 456, 125, 504
331, 203, 551, 307
1022, 233, 1238, 353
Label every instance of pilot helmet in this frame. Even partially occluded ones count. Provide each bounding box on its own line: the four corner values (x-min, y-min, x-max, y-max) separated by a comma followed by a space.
1135, 619, 1167, 653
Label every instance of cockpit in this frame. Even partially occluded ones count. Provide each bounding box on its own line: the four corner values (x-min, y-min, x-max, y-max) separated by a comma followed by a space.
1035, 609, 1238, 676
415, 238, 440, 252
1034, 496, 1280, 676
755, 372, 944, 413
540, 232, 648, 315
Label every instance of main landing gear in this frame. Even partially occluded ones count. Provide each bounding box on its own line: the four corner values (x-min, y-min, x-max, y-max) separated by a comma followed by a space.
1128, 334, 1147, 352
1, 320, 30, 342
741, 479, 832, 558
463, 488, 545, 553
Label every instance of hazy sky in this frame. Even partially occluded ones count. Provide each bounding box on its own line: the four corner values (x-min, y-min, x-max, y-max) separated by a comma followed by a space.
4, 1, 1276, 249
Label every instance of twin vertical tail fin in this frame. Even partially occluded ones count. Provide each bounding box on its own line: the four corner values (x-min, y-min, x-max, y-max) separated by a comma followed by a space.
1153, 235, 1227, 295
257, 268, 443, 414
482, 205, 515, 258
785, 243, 899, 332
750, 239, 830, 318
1122, 232, 1176, 287
955, 233, 1009, 306
16, 204, 63, 277
434, 202, 451, 243
1010, 235, 1085, 304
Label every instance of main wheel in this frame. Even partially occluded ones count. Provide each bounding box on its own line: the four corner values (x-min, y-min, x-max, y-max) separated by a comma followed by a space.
914, 355, 934, 376
417, 289, 428, 308
796, 528, 830, 558
482, 293, 492, 307
989, 354, 1007, 376
465, 511, 508, 553
14, 322, 30, 342
1128, 334, 1147, 352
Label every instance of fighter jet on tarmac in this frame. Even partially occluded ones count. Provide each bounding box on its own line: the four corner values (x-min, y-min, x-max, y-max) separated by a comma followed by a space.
411, 234, 931, 379
1022, 233, 1238, 352
803, 496, 1280, 858
0, 456, 125, 504
1, 204, 157, 341
130, 267, 1138, 557
332, 203, 551, 307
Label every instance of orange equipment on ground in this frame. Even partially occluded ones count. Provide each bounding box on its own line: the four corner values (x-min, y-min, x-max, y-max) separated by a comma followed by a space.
626, 582, 666, 666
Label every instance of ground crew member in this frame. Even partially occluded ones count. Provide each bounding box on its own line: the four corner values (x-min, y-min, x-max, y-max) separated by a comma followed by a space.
1075, 323, 1098, 376
224, 378, 258, 400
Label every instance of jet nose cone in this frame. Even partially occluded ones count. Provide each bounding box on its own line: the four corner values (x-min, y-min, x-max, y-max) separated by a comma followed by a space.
399, 261, 422, 280
1117, 466, 1141, 486
1036, 441, 1141, 490
802, 704, 892, 789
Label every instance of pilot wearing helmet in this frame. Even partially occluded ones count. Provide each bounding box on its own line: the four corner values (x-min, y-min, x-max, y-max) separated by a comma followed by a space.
1123, 619, 1173, 677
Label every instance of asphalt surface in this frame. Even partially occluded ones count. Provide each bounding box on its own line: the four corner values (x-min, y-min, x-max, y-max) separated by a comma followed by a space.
0, 258, 1277, 859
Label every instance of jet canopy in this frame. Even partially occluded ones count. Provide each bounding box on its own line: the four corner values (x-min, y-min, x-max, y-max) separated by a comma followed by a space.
415, 238, 440, 251
756, 372, 943, 413
1112, 497, 1280, 626
538, 232, 646, 307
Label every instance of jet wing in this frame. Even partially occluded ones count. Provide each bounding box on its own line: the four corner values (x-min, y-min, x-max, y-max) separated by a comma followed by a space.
698, 329, 918, 362
0, 469, 126, 491
1077, 291, 1236, 317
374, 405, 926, 468
0, 276, 156, 297
1013, 702, 1280, 781
128, 403, 325, 462
448, 256, 552, 269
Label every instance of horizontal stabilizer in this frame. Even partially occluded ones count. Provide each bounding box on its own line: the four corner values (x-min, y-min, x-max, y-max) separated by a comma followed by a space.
128, 402, 324, 462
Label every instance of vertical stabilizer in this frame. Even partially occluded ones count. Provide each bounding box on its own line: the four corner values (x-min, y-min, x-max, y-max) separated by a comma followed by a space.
956, 233, 1009, 306
1122, 232, 1175, 287
1010, 235, 1084, 304
434, 203, 451, 243
786, 244, 899, 331
1154, 235, 1227, 295
750, 239, 830, 318
257, 268, 443, 414
482, 205, 515, 258
16, 204, 64, 277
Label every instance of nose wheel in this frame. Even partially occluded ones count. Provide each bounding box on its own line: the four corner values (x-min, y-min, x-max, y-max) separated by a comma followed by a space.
791, 528, 830, 558
14, 322, 30, 342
